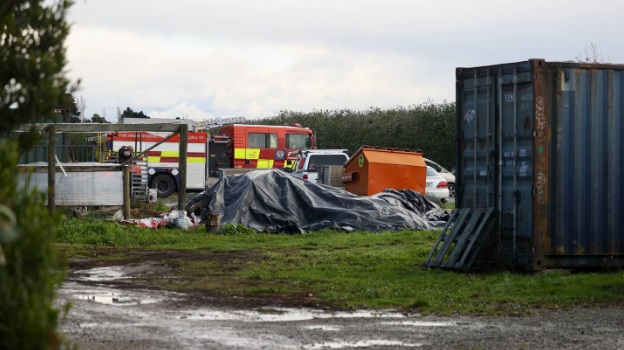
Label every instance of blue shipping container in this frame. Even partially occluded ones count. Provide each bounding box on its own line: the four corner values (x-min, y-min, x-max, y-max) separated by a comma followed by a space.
456, 59, 624, 270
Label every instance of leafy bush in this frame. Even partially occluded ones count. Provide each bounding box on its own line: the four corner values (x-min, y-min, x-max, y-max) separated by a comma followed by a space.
1, 0, 76, 347
0, 140, 67, 349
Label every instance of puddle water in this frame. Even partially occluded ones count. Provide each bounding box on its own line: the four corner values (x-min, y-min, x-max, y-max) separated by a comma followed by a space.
304, 340, 424, 349
73, 291, 161, 305
73, 266, 131, 282
381, 320, 457, 327
302, 325, 343, 331
61, 282, 166, 306
180, 308, 407, 322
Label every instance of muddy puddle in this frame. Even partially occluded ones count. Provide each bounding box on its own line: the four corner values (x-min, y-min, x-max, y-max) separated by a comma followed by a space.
59, 266, 466, 349
305, 340, 424, 349
69, 287, 163, 306
66, 266, 453, 322
59, 283, 455, 349
59, 266, 624, 349
72, 266, 132, 282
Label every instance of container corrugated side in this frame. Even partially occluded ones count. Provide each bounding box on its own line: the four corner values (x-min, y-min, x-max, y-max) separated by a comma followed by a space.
456, 59, 624, 270
544, 62, 624, 266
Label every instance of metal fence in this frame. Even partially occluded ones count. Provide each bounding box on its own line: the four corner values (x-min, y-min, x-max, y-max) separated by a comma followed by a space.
19, 145, 111, 164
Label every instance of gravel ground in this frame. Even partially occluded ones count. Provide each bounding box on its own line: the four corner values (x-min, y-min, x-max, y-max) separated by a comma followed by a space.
58, 280, 624, 350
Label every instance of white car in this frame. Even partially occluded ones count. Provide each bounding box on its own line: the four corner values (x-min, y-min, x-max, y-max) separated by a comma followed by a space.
425, 166, 450, 202
424, 158, 455, 197
291, 150, 349, 184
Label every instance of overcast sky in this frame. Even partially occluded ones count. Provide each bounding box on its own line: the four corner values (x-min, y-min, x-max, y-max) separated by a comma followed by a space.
65, 0, 624, 122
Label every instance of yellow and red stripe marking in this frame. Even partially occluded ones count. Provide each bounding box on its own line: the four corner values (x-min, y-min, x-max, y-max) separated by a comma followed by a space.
233, 148, 297, 169
147, 151, 206, 164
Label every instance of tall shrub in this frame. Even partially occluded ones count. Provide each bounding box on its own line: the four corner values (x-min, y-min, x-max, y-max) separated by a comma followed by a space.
0, 140, 66, 349
1, 0, 75, 348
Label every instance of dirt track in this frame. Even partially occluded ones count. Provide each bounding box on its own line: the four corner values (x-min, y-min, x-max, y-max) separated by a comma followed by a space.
58, 263, 624, 349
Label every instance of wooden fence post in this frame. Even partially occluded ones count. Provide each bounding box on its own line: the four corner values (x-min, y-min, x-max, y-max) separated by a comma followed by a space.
177, 124, 188, 211
123, 164, 131, 219
47, 124, 56, 214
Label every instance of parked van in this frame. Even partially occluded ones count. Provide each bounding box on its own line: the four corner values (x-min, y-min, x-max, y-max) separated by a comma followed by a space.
290, 149, 349, 184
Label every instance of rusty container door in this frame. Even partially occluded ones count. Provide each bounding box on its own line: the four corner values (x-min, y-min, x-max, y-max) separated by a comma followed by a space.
456, 60, 538, 269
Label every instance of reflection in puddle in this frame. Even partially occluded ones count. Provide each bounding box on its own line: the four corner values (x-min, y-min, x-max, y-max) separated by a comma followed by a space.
73, 266, 131, 282
73, 291, 161, 306
381, 320, 457, 327
182, 308, 406, 322
74, 323, 99, 328
304, 339, 424, 349
302, 325, 342, 331
61, 283, 164, 306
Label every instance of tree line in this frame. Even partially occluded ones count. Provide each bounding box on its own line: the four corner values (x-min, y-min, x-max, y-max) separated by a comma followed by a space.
250, 102, 457, 171
62, 95, 150, 123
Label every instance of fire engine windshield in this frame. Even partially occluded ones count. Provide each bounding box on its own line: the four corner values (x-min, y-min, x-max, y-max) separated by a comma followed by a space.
286, 134, 311, 150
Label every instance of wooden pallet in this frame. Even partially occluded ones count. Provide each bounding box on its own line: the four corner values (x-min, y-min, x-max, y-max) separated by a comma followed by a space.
425, 207, 498, 271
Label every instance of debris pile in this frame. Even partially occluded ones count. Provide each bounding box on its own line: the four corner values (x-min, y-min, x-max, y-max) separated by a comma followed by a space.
120, 210, 197, 230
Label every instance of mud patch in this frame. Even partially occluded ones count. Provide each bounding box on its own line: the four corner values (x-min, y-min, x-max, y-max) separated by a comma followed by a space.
58, 281, 624, 350
64, 249, 309, 310
58, 248, 624, 350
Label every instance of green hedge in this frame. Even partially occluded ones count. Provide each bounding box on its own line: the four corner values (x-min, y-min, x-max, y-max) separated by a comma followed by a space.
249, 102, 456, 170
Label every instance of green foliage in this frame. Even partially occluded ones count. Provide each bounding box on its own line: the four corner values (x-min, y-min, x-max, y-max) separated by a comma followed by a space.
121, 107, 150, 119
64, 94, 81, 123
1, 1, 76, 348
0, 0, 76, 130
217, 223, 260, 235
0, 140, 66, 349
251, 102, 456, 170
90, 114, 109, 123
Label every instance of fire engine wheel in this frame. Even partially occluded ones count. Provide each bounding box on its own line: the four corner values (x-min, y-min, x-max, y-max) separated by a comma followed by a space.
152, 174, 176, 198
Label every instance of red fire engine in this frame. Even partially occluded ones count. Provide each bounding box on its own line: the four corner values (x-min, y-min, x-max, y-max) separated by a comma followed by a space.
208, 123, 316, 177
108, 123, 316, 197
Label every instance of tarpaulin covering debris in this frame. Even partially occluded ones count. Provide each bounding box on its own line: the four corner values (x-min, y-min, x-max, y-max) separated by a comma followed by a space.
185, 170, 449, 233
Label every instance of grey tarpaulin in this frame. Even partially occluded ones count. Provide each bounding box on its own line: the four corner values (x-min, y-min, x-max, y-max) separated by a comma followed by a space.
186, 170, 449, 233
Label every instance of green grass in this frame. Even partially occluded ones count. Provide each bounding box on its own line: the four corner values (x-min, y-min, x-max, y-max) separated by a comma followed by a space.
442, 201, 455, 210
56, 219, 624, 315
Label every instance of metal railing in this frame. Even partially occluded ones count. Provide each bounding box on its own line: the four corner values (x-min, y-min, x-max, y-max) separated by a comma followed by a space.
19, 145, 112, 164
